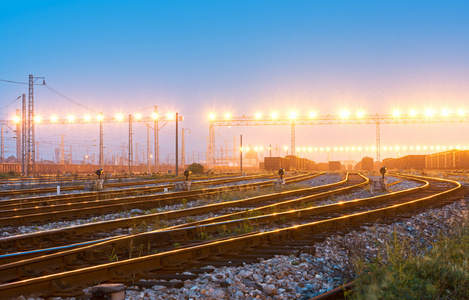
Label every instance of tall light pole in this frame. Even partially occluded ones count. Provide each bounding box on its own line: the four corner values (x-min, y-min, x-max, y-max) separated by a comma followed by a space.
175, 112, 179, 176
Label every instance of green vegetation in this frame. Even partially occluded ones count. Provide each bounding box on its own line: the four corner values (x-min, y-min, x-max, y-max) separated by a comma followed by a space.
352, 225, 469, 299
187, 162, 205, 174
0, 171, 18, 179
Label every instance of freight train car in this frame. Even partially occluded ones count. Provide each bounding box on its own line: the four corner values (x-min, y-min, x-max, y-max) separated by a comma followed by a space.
426, 150, 469, 169
382, 155, 426, 170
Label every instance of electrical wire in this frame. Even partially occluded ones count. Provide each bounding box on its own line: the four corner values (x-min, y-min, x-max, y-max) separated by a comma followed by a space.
0, 96, 21, 111
0, 78, 28, 85
43, 84, 97, 113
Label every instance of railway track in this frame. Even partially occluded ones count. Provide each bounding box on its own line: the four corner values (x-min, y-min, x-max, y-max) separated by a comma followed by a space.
0, 174, 460, 299
0, 173, 319, 255
0, 173, 249, 198
0, 174, 274, 213
0, 174, 315, 227
0, 174, 277, 216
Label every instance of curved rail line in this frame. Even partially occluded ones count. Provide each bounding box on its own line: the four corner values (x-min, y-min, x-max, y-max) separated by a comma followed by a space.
1, 174, 459, 299
0, 174, 269, 207
0, 174, 254, 198
0, 174, 280, 220
0, 173, 365, 266
0, 173, 319, 254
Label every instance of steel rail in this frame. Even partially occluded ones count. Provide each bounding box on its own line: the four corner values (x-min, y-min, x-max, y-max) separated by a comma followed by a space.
0, 174, 314, 226
0, 176, 459, 299
0, 173, 318, 253
0, 174, 251, 198
0, 173, 359, 268
0, 174, 269, 210
0, 174, 275, 214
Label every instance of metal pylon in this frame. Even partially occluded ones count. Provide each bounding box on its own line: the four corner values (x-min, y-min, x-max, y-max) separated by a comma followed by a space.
376, 121, 380, 163
291, 122, 295, 156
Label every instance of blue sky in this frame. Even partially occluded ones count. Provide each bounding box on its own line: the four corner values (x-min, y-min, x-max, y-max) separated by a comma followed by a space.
1, 1, 469, 163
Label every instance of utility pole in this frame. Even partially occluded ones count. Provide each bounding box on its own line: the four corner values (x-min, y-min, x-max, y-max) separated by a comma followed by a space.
99, 112, 104, 169
21, 94, 27, 176
70, 145, 72, 164
128, 115, 133, 173
16, 109, 21, 163
1, 127, 4, 163
27, 74, 45, 176
175, 112, 179, 176
60, 134, 65, 164
153, 105, 160, 172
240, 134, 243, 172
147, 122, 150, 174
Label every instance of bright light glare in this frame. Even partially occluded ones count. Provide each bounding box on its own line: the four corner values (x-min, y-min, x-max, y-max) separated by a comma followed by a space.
209, 113, 216, 121
67, 115, 74, 122
34, 115, 42, 123
115, 114, 124, 121
356, 111, 364, 118
13, 116, 20, 123
409, 110, 417, 117
393, 110, 400, 118
224, 113, 231, 119
458, 109, 465, 116
84, 115, 91, 122
425, 109, 434, 117
152, 113, 159, 120
309, 111, 317, 118
441, 109, 450, 117
283, 146, 288, 150
289, 111, 298, 120
255, 112, 262, 119
260, 147, 264, 151
166, 113, 174, 120
51, 115, 58, 123
135, 113, 142, 120
271, 112, 278, 119
96, 114, 103, 121
340, 110, 350, 118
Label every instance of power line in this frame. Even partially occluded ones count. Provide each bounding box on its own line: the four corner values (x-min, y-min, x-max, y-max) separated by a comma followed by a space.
43, 84, 97, 113
0, 96, 21, 111
0, 78, 28, 85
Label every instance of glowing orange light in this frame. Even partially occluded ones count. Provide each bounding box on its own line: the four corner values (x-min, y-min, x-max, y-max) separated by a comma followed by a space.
96, 114, 103, 121
309, 112, 317, 118
209, 113, 216, 121
152, 113, 159, 120
441, 109, 450, 117
13, 116, 20, 123
458, 109, 465, 116
271, 112, 278, 119
425, 109, 434, 117
135, 113, 142, 121
115, 114, 124, 121
289, 112, 297, 120
340, 110, 350, 118
166, 113, 175, 120
224, 113, 231, 119
50, 115, 58, 123
409, 110, 417, 117
255, 112, 262, 119
356, 111, 365, 118
34, 115, 42, 123
393, 110, 400, 118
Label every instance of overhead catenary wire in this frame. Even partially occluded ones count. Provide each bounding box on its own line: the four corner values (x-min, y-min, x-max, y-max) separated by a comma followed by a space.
0, 96, 21, 111
43, 84, 97, 113
0, 78, 28, 85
